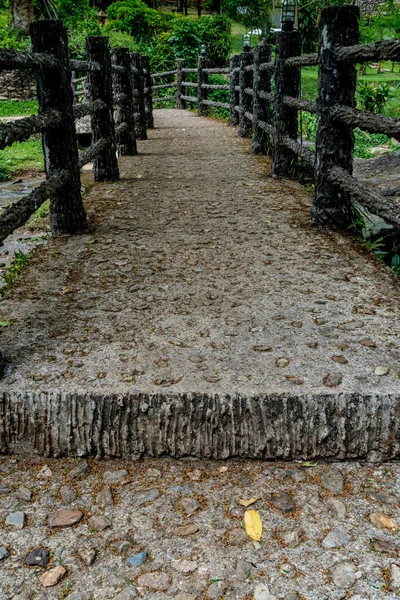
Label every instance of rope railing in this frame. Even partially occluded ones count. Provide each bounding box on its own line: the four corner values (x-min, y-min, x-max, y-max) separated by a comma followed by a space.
0, 110, 62, 150
335, 39, 400, 63
0, 48, 61, 70
152, 69, 177, 78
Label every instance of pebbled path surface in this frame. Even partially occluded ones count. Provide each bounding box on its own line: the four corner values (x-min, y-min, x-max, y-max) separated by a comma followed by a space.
0, 109, 400, 396
1, 457, 400, 599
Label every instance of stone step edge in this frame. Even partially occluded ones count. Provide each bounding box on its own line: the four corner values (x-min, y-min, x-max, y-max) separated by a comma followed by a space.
1, 391, 398, 461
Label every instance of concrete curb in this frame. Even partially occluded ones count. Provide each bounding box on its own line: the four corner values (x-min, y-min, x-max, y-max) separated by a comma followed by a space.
1, 391, 399, 460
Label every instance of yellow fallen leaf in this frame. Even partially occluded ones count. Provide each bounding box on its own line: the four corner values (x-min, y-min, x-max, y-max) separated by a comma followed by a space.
244, 510, 262, 541
239, 498, 258, 507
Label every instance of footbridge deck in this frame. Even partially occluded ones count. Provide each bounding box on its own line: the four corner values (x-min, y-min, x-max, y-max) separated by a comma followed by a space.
1, 110, 400, 460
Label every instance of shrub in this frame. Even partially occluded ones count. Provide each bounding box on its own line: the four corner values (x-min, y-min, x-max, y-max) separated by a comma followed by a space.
356, 81, 392, 114
199, 14, 231, 67
168, 18, 201, 66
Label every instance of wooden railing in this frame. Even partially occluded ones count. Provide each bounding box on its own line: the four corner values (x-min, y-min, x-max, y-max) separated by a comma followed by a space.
152, 5, 400, 232
0, 20, 153, 245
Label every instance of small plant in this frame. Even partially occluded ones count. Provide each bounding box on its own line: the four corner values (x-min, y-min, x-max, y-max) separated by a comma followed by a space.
0, 250, 30, 297
356, 81, 392, 114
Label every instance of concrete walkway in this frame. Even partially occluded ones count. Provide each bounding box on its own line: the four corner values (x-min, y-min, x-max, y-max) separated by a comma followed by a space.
0, 109, 400, 459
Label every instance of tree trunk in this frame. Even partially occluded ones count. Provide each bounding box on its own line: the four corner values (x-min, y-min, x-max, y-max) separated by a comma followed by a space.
10, 0, 34, 33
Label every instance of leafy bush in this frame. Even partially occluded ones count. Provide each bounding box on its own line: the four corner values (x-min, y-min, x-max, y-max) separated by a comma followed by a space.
199, 14, 231, 67
168, 18, 201, 66
356, 81, 391, 114
206, 73, 229, 119
105, 0, 167, 40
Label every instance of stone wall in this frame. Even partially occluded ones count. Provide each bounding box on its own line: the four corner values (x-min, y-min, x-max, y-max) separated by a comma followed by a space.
0, 69, 36, 101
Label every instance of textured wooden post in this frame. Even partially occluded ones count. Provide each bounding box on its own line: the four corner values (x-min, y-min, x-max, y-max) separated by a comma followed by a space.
142, 55, 154, 129
238, 50, 253, 138
229, 54, 240, 126
112, 47, 137, 157
311, 6, 359, 230
131, 53, 147, 140
252, 43, 272, 154
197, 54, 208, 116
86, 36, 119, 182
176, 58, 186, 110
30, 20, 87, 234
271, 31, 301, 177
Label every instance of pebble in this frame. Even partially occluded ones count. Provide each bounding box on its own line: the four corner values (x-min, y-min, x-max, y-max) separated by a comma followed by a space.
114, 587, 138, 600
15, 486, 32, 502
126, 551, 147, 567
206, 581, 227, 599
88, 515, 112, 531
0, 546, 9, 560
188, 469, 202, 481
370, 492, 397, 505
0, 485, 11, 495
37, 465, 53, 478
326, 497, 346, 519
103, 469, 128, 484
5, 511, 25, 529
11, 592, 31, 600
281, 529, 301, 547
371, 538, 400, 556
323, 372, 343, 387
48, 509, 83, 528
60, 485, 77, 503
131, 488, 160, 508
111, 540, 131, 553
228, 528, 249, 545
179, 497, 200, 515
78, 548, 96, 567
271, 491, 295, 513
370, 512, 397, 531
38, 565, 66, 587
235, 558, 252, 579
322, 528, 351, 549
170, 485, 193, 495
145, 468, 161, 480
391, 563, 400, 591
173, 560, 198, 574
96, 485, 113, 507
137, 572, 171, 590
328, 561, 358, 588
25, 548, 49, 567
175, 595, 197, 600
321, 467, 344, 494
67, 460, 90, 480
173, 524, 199, 536
253, 584, 277, 600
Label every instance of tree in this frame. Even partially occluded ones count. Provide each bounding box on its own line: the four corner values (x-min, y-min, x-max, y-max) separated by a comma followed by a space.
9, 0, 58, 32
223, 0, 271, 34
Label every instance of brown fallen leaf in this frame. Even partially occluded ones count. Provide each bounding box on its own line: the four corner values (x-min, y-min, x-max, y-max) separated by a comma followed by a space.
238, 497, 258, 507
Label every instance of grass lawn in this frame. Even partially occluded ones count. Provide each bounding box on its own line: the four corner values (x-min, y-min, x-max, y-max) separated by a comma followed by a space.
0, 99, 38, 117
0, 138, 44, 180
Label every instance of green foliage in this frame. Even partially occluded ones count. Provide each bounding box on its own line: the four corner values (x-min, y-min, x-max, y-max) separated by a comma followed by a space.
26, 199, 50, 230
199, 14, 231, 66
105, 0, 168, 40
0, 9, 30, 50
0, 100, 38, 117
0, 250, 30, 297
168, 18, 201, 66
0, 138, 44, 179
300, 111, 317, 141
206, 73, 229, 119
360, 0, 400, 43
356, 81, 391, 113
222, 0, 271, 33
298, 0, 320, 54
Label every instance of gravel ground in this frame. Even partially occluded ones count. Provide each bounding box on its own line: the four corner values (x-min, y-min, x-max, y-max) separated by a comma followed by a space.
1, 457, 400, 599
0, 109, 400, 396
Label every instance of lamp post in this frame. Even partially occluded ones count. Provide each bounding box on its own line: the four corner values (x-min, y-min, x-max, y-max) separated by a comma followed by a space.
200, 43, 206, 56
281, 0, 296, 32
97, 9, 107, 27
242, 33, 251, 52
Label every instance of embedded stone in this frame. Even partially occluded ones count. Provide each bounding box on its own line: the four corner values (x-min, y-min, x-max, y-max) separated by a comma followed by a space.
178, 497, 200, 515
15, 486, 32, 502
88, 515, 112, 531
67, 460, 89, 480
5, 511, 25, 529
390, 563, 400, 591
39, 565, 66, 587
0, 546, 9, 560
369, 512, 397, 532
126, 551, 147, 567
103, 470, 128, 484
206, 581, 227, 599
321, 467, 344, 494
78, 548, 96, 566
137, 572, 170, 591
173, 524, 199, 536
173, 560, 198, 574
25, 548, 49, 567
48, 509, 83, 528
60, 486, 77, 503
272, 492, 295, 513
326, 497, 346, 519
96, 486, 113, 507
131, 489, 160, 508
328, 561, 357, 589
322, 529, 351, 549
114, 588, 138, 600
236, 558, 252, 580
371, 538, 400, 556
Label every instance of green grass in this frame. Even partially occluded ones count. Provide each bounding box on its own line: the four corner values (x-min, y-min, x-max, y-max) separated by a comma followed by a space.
231, 21, 246, 54
0, 138, 44, 180
0, 100, 38, 117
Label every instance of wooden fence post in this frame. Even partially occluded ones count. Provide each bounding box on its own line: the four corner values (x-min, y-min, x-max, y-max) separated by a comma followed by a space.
86, 36, 119, 182
112, 47, 137, 157
271, 31, 301, 177
252, 43, 272, 154
131, 53, 147, 141
197, 54, 208, 116
229, 54, 240, 126
238, 50, 253, 138
142, 55, 154, 129
311, 6, 359, 230
30, 20, 87, 234
176, 58, 186, 110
